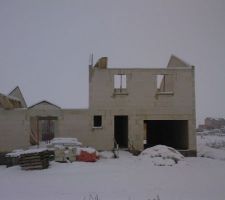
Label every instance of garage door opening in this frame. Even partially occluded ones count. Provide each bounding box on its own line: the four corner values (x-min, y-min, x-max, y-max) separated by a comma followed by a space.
144, 120, 188, 150
114, 116, 128, 148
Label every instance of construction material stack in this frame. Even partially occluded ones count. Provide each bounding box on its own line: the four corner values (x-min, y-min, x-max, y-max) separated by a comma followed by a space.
54, 146, 76, 162
19, 149, 50, 170
49, 137, 81, 162
76, 147, 99, 162
5, 150, 24, 167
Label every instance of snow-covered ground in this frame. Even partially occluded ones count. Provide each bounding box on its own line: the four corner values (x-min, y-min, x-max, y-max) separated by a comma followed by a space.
1, 132, 225, 200
197, 130, 225, 160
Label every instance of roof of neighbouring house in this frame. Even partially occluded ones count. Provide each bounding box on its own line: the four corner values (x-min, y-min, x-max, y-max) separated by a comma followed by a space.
8, 86, 27, 108
28, 100, 61, 110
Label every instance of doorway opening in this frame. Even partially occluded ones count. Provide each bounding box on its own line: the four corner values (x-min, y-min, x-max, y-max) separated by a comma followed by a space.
144, 120, 188, 150
30, 116, 58, 145
114, 116, 128, 148
38, 117, 57, 143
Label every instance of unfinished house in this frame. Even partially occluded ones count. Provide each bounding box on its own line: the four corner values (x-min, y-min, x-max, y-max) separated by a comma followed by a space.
0, 55, 196, 156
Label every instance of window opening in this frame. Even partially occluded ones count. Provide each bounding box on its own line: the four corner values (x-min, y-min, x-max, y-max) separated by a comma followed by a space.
93, 115, 102, 128
157, 74, 165, 91
114, 74, 127, 90
156, 74, 173, 95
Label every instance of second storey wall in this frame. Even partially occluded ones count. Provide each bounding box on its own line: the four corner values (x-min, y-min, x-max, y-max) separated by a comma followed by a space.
89, 68, 195, 116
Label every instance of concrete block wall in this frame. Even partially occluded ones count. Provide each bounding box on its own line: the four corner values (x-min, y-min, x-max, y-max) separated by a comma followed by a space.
59, 109, 114, 150
59, 109, 90, 145
90, 68, 195, 115
89, 66, 196, 152
0, 56, 196, 154
0, 109, 29, 152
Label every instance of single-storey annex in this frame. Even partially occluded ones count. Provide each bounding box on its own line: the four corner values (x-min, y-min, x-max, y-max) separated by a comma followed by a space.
0, 55, 197, 156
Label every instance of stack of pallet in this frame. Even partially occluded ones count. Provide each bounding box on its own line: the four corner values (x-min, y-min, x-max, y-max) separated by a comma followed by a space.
19, 149, 50, 170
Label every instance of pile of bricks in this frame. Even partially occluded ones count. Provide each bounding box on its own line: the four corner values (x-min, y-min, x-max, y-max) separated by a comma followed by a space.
19, 150, 50, 170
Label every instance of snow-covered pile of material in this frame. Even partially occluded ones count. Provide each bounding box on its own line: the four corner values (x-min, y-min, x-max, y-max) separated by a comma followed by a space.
76, 147, 99, 162
76, 147, 97, 155
6, 149, 24, 157
20, 148, 48, 155
50, 137, 82, 147
54, 146, 76, 162
139, 145, 184, 166
6, 148, 48, 157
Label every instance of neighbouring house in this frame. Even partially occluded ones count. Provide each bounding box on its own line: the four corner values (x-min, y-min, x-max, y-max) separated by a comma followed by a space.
0, 55, 197, 156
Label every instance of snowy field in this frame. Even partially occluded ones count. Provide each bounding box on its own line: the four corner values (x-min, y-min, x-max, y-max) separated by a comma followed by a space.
1, 132, 225, 200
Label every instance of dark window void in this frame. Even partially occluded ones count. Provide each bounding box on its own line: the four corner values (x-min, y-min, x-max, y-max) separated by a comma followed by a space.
93, 115, 102, 127
114, 116, 128, 148
144, 120, 188, 150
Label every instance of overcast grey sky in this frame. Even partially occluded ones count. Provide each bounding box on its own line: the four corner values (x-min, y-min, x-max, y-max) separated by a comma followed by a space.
0, 0, 225, 125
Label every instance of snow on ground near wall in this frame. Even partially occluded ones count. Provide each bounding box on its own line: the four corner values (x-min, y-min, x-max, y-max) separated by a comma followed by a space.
1, 133, 225, 200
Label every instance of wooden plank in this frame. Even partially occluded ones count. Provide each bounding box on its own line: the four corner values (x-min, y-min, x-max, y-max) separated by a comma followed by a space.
20, 159, 48, 163
20, 162, 47, 167
20, 152, 49, 158
20, 155, 49, 161
22, 165, 48, 170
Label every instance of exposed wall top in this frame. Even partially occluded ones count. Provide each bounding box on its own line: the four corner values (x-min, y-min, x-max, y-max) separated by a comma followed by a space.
94, 57, 108, 69
89, 55, 195, 115
0, 92, 22, 109
167, 55, 192, 68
